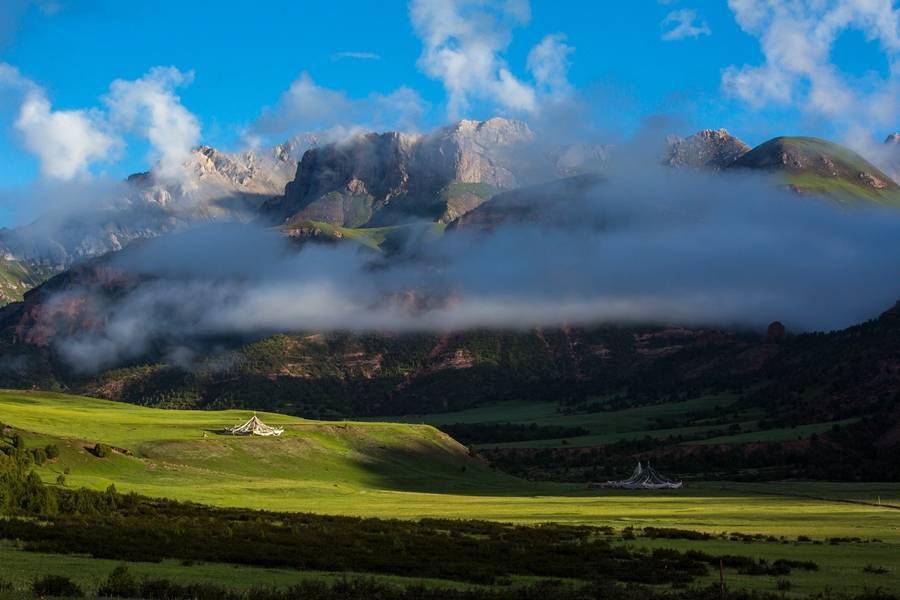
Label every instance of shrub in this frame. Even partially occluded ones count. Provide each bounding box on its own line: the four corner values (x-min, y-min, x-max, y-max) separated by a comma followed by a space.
643, 527, 712, 541
776, 579, 792, 591
56, 474, 67, 486
0, 578, 12, 592
93, 443, 112, 458
31, 447, 47, 465
45, 444, 60, 460
31, 574, 83, 597
97, 565, 139, 598
864, 564, 889, 575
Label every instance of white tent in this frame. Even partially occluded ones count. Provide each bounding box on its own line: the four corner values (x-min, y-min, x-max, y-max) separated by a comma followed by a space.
224, 414, 284, 437
591, 462, 682, 489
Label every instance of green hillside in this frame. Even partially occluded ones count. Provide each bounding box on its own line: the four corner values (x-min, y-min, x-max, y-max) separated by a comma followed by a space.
0, 390, 523, 509
732, 136, 900, 205
281, 219, 445, 252
2, 390, 900, 596
0, 258, 51, 306
0, 390, 897, 538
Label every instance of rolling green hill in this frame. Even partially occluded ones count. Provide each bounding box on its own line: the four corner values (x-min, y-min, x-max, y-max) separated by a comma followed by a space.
281, 219, 445, 252
0, 258, 53, 306
0, 390, 524, 509
731, 136, 900, 205
0, 389, 897, 538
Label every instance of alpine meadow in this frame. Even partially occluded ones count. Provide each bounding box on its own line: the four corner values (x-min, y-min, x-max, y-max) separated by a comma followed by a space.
0, 2, 899, 599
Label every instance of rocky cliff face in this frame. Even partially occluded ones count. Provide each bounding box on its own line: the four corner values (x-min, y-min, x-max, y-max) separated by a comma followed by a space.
261, 118, 535, 228
666, 129, 750, 170
414, 118, 534, 188
265, 131, 419, 228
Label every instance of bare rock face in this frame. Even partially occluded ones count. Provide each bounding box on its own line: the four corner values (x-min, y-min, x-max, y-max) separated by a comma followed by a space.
269, 131, 418, 228
666, 129, 750, 171
262, 118, 535, 228
415, 118, 534, 188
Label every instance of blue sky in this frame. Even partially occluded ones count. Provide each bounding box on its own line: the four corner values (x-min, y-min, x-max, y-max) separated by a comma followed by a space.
0, 1, 897, 197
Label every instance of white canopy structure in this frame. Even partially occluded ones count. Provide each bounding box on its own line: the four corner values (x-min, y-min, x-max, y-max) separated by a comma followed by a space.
592, 462, 682, 489
224, 414, 284, 437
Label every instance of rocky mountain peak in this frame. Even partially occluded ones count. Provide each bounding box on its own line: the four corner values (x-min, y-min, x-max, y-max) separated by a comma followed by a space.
261, 119, 536, 228
886, 133, 900, 145
731, 136, 899, 201
415, 117, 533, 188
666, 128, 751, 171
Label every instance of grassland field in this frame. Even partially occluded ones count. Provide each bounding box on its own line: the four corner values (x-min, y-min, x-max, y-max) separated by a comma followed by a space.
382, 396, 857, 449
0, 390, 898, 597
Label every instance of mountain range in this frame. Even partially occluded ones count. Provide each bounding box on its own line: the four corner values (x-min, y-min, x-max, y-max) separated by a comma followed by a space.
0, 118, 897, 480
1, 119, 897, 295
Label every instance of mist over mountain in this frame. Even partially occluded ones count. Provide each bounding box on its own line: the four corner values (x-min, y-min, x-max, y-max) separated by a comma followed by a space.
885, 133, 900, 182
260, 117, 611, 228
0, 115, 896, 359
0, 139, 897, 378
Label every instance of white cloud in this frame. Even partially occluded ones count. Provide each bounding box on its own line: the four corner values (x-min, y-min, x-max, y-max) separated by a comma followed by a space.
0, 62, 117, 180
0, 63, 201, 182
15, 94, 116, 181
661, 9, 712, 41
723, 0, 900, 145
409, 0, 576, 118
409, 0, 537, 116
105, 67, 201, 181
527, 33, 575, 99
249, 72, 426, 143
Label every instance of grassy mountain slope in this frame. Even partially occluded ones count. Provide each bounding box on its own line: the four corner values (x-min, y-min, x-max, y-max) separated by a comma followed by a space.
731, 136, 900, 205
0, 258, 53, 306
0, 390, 515, 505
281, 219, 445, 252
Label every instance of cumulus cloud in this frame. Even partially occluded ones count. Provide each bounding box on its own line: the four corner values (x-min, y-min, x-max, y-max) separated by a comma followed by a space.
45, 161, 900, 372
661, 9, 712, 41
248, 72, 427, 145
0, 63, 201, 182
722, 0, 899, 149
409, 0, 573, 118
527, 33, 575, 99
0, 62, 117, 180
105, 67, 201, 181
